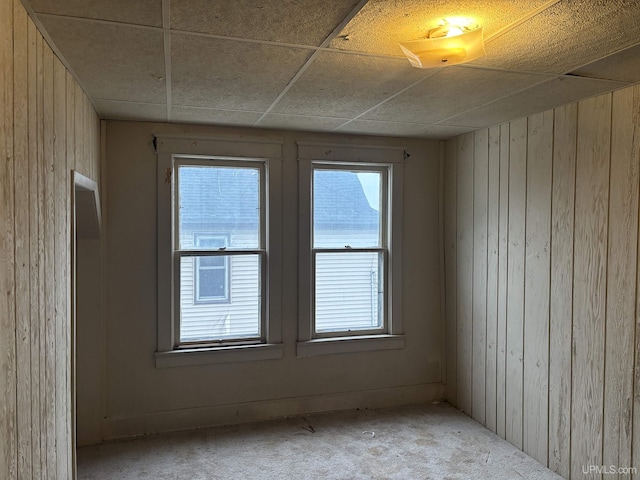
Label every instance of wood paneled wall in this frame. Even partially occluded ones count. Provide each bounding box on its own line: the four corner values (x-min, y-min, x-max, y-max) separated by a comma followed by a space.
444, 85, 640, 479
0, 0, 101, 478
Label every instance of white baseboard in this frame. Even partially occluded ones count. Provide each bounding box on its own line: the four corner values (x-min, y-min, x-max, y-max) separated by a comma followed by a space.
102, 383, 445, 441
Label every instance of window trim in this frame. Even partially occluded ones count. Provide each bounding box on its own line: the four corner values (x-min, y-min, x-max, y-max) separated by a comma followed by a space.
297, 142, 405, 357
155, 134, 283, 367
311, 163, 389, 337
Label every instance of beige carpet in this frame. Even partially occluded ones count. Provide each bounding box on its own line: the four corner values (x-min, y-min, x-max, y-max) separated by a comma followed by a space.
77, 403, 562, 479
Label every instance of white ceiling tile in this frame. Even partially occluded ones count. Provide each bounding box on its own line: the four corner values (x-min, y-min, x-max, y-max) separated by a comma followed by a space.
446, 76, 626, 128
30, 0, 162, 27
336, 120, 428, 137
171, 0, 362, 46
569, 43, 640, 84
473, 0, 640, 74
171, 107, 262, 126
38, 15, 166, 103
271, 51, 426, 118
257, 114, 348, 132
171, 33, 313, 111
420, 124, 478, 140
362, 66, 547, 124
94, 100, 167, 122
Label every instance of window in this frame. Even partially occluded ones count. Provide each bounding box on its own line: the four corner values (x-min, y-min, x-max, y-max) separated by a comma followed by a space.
297, 143, 405, 357
155, 135, 283, 367
175, 162, 266, 346
194, 235, 229, 304
313, 166, 387, 335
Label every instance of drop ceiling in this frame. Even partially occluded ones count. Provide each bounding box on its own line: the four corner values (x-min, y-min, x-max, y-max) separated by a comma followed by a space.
23, 0, 640, 139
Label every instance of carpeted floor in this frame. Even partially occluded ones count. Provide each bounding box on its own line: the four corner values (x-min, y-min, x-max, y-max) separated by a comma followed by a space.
77, 402, 562, 479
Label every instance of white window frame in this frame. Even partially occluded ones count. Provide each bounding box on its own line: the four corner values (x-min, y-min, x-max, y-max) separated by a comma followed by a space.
297, 142, 405, 358
155, 134, 283, 368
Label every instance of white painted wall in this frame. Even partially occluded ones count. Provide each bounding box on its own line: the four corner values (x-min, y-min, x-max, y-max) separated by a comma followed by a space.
102, 121, 443, 439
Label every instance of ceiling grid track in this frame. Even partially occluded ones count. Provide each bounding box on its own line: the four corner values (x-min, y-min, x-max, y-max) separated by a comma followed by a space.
333, 71, 442, 133
483, 0, 562, 43
253, 0, 371, 127
162, 0, 172, 123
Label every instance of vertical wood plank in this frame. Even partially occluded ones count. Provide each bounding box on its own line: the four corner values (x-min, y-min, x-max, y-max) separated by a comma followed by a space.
36, 29, 47, 478
496, 123, 510, 439
456, 132, 474, 416
444, 138, 458, 405
571, 93, 611, 479
506, 116, 527, 450
75, 82, 84, 175
523, 110, 553, 465
27, 16, 42, 480
53, 54, 67, 480
0, 0, 17, 476
485, 125, 500, 434
548, 102, 577, 477
472, 129, 489, 425
43, 41, 57, 477
13, 1, 32, 477
634, 90, 640, 479
65, 69, 76, 480
603, 86, 639, 477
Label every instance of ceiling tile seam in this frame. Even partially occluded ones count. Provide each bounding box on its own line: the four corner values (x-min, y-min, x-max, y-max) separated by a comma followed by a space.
252, 0, 371, 127
35, 12, 162, 33
92, 98, 168, 107
436, 73, 630, 127
560, 38, 640, 76
317, 0, 370, 49
456, 63, 559, 79
483, 0, 562, 43
432, 76, 562, 126
252, 50, 323, 126
332, 69, 443, 132
162, 0, 172, 122
261, 113, 350, 121
337, 117, 454, 127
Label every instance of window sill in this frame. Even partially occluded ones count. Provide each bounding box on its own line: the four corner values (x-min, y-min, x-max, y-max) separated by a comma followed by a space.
155, 343, 284, 368
296, 334, 405, 358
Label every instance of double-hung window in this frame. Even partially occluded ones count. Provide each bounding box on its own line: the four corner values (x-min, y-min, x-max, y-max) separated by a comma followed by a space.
155, 135, 283, 367
297, 143, 405, 357
176, 161, 264, 344
313, 166, 387, 335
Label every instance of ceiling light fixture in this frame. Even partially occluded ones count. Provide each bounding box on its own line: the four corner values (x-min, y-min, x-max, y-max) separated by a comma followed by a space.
399, 18, 485, 68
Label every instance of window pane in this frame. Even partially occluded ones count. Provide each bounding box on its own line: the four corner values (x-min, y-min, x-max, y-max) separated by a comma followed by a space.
178, 165, 260, 249
198, 267, 226, 299
313, 169, 381, 248
315, 251, 383, 333
180, 254, 261, 342
199, 256, 225, 268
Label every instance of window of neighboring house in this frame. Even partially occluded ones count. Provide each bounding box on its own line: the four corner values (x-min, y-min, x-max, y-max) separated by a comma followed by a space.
194, 235, 230, 304
155, 134, 283, 367
297, 143, 405, 358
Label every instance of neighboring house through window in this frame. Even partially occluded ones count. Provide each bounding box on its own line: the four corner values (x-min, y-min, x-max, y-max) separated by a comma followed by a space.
194, 235, 229, 304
